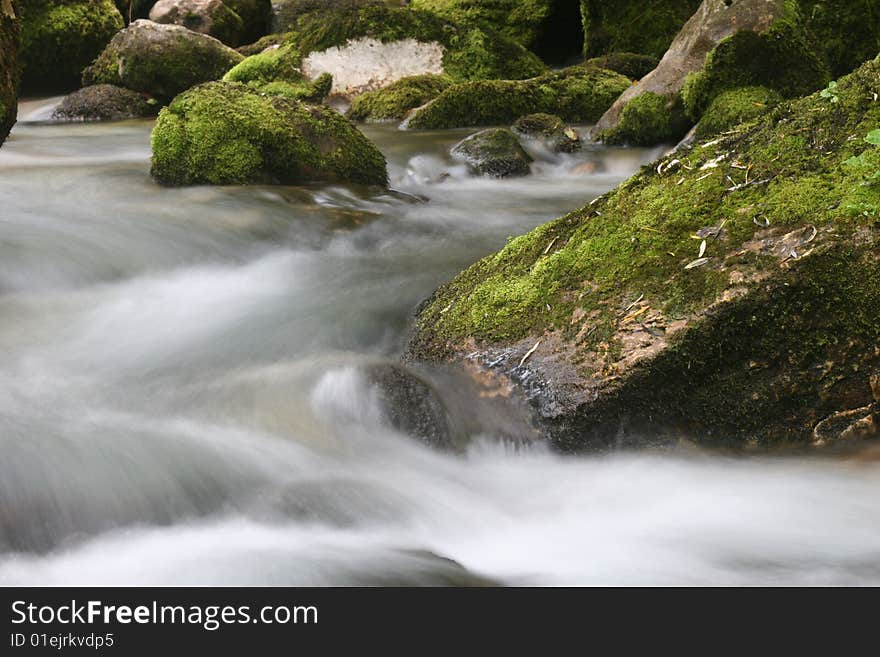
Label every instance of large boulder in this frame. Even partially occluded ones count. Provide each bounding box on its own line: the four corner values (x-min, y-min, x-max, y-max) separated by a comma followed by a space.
403, 65, 630, 130
150, 80, 388, 186
19, 0, 124, 92
253, 1, 546, 100
0, 0, 19, 147
52, 83, 157, 121
82, 19, 244, 100
410, 0, 586, 64
580, 0, 701, 59
406, 56, 880, 451
451, 128, 533, 178
149, 0, 244, 46
346, 73, 453, 121
595, 0, 829, 146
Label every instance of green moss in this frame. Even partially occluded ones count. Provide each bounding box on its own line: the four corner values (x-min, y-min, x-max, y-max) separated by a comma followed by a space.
404, 65, 630, 129
800, 0, 880, 77
681, 5, 830, 121
410, 0, 552, 48
695, 86, 784, 139
19, 0, 124, 92
580, 0, 701, 59
0, 0, 19, 146
585, 52, 658, 80
259, 73, 332, 103
410, 55, 880, 363
223, 43, 302, 85
150, 81, 387, 186
598, 92, 689, 146
346, 74, 453, 121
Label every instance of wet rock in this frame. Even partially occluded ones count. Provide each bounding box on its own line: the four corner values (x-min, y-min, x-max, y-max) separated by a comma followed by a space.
403, 65, 630, 130
364, 363, 454, 450
52, 84, 157, 121
149, 0, 244, 46
407, 55, 880, 451
0, 0, 19, 147
19, 0, 124, 92
82, 19, 244, 101
150, 80, 387, 186
512, 113, 581, 153
451, 128, 532, 178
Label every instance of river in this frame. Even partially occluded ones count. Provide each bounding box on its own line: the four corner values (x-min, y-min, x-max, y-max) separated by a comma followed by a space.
2, 99, 880, 585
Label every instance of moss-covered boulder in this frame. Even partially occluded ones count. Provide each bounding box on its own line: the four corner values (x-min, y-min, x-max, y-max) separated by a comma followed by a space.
410, 0, 585, 64
580, 0, 701, 59
598, 91, 690, 146
595, 0, 829, 147
346, 74, 453, 122
403, 65, 631, 130
694, 86, 783, 139
149, 0, 244, 46
51, 83, 157, 121
150, 81, 388, 186
0, 0, 19, 147
19, 0, 124, 92
82, 19, 244, 100
584, 52, 658, 81
407, 55, 880, 451
260, 0, 546, 100
223, 43, 332, 101
512, 113, 581, 153
451, 128, 532, 178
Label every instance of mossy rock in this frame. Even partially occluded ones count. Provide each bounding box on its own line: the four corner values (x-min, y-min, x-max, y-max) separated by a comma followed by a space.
694, 85, 783, 139
258, 73, 332, 104
150, 80, 388, 186
52, 83, 157, 121
451, 128, 532, 178
580, 0, 701, 59
403, 65, 631, 130
149, 0, 244, 47
410, 0, 585, 64
346, 74, 453, 121
0, 0, 19, 147
512, 113, 581, 153
585, 52, 659, 80
681, 7, 830, 121
82, 19, 244, 101
274, 0, 547, 85
407, 55, 880, 450
223, 42, 301, 85
19, 0, 124, 92
598, 92, 690, 146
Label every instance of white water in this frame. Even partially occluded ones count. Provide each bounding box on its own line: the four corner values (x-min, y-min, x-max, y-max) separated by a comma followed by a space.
2, 102, 880, 586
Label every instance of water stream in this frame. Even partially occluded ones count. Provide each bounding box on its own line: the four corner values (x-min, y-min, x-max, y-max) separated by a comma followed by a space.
2, 99, 880, 585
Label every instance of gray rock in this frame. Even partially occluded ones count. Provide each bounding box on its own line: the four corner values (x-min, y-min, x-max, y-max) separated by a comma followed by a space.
451, 128, 532, 178
52, 84, 157, 122
149, 0, 244, 46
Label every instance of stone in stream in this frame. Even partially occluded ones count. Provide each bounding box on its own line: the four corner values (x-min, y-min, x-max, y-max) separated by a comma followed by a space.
406, 55, 880, 452
82, 19, 244, 101
241, 0, 546, 102
402, 65, 630, 130
594, 0, 831, 147
451, 128, 532, 178
18, 0, 124, 93
150, 81, 388, 186
512, 113, 581, 154
52, 84, 158, 121
0, 0, 19, 147
149, 0, 245, 46
346, 74, 454, 122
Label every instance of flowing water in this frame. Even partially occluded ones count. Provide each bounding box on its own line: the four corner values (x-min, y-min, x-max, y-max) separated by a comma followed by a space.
2, 99, 880, 586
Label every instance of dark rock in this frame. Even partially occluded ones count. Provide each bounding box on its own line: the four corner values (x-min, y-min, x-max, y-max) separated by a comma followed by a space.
512, 113, 581, 153
52, 84, 157, 121
451, 128, 532, 178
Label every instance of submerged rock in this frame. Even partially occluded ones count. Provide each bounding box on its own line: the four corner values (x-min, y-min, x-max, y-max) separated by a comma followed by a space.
451, 128, 532, 178
82, 20, 244, 100
346, 73, 453, 121
513, 113, 581, 153
406, 55, 880, 451
403, 65, 630, 130
19, 0, 124, 92
52, 84, 157, 121
0, 0, 19, 147
150, 81, 388, 186
595, 0, 830, 146
149, 0, 244, 46
258, 0, 546, 100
